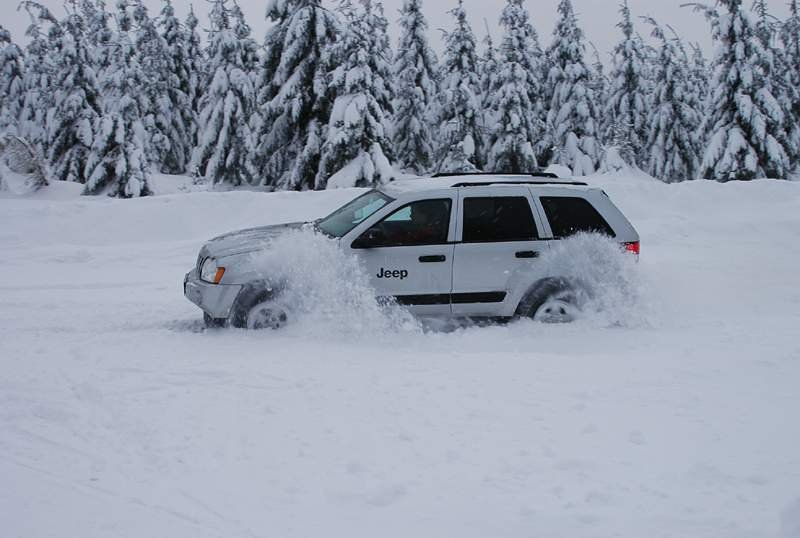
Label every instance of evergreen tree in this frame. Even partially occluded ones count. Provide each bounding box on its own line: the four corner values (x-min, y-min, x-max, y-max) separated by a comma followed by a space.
605, 0, 648, 167
0, 25, 25, 136
752, 0, 796, 165
189, 0, 256, 185
231, 1, 259, 74
434, 0, 484, 173
253, 0, 341, 189
84, 0, 150, 197
781, 0, 800, 169
131, 0, 173, 170
316, 0, 394, 188
17, 2, 58, 154
81, 0, 114, 78
359, 0, 394, 118
391, 0, 439, 174
480, 27, 499, 108
643, 18, 703, 182
693, 0, 792, 180
47, 6, 102, 184
184, 6, 204, 115
544, 0, 601, 176
688, 43, 710, 138
157, 0, 195, 174
485, 0, 541, 173
589, 42, 608, 113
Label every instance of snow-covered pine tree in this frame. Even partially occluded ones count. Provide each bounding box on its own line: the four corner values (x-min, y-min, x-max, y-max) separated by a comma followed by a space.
81, 0, 114, 78
189, 0, 256, 185
643, 18, 703, 182
752, 0, 797, 165
478, 28, 498, 167
0, 25, 25, 137
480, 26, 498, 107
316, 0, 394, 189
253, 0, 341, 189
688, 43, 710, 138
17, 2, 58, 154
391, 0, 439, 174
156, 0, 195, 174
605, 0, 648, 168
781, 0, 800, 169
231, 1, 259, 74
588, 42, 608, 113
131, 0, 175, 171
184, 6, 204, 117
485, 0, 541, 173
692, 0, 792, 180
46, 6, 102, 184
544, 0, 601, 176
84, 0, 150, 197
359, 0, 394, 119
434, 0, 484, 173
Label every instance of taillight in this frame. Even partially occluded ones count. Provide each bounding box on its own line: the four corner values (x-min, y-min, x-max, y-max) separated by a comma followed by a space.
623, 241, 640, 256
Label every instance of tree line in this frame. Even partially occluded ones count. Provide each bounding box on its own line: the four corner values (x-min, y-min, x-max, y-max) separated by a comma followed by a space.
0, 0, 798, 197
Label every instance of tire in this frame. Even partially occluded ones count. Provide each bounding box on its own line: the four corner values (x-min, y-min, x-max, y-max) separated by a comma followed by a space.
245, 300, 291, 330
229, 288, 291, 330
516, 278, 582, 324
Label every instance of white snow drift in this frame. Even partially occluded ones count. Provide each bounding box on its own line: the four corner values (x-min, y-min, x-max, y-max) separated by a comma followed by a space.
1, 174, 799, 538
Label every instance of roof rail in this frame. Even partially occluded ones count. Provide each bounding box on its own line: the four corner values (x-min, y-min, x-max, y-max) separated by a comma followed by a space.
432, 171, 560, 179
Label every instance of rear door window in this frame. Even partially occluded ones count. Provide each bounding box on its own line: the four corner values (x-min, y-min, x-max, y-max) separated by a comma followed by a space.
462, 197, 539, 243
540, 196, 615, 238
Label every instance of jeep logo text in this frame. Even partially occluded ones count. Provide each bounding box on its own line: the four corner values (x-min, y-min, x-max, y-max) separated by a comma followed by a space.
377, 268, 409, 280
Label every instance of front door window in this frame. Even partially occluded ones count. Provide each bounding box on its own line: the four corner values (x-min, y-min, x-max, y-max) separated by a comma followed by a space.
354, 199, 452, 248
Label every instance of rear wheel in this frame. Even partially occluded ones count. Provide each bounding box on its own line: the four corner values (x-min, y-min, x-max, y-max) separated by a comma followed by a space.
517, 278, 582, 324
532, 291, 580, 323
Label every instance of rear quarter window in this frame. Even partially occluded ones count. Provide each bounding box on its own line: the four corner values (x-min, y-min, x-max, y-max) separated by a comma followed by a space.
540, 196, 616, 238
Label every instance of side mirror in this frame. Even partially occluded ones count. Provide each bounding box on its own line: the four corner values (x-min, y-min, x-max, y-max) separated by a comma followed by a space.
352, 228, 386, 249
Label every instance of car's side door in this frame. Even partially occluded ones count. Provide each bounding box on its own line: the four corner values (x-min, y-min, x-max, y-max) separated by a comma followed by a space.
451, 187, 550, 317
349, 196, 457, 316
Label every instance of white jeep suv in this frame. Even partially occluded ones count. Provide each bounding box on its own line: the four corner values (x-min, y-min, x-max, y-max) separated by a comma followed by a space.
184, 173, 640, 328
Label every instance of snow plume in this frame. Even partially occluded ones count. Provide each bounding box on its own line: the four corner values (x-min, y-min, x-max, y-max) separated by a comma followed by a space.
246, 229, 419, 337
533, 233, 648, 327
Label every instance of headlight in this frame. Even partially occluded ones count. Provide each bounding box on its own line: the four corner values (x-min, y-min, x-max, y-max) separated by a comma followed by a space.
200, 258, 226, 284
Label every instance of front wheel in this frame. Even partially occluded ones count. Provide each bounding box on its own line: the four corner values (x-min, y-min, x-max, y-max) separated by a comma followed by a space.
246, 300, 290, 330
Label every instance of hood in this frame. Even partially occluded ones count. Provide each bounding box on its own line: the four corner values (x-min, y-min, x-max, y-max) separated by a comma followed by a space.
201, 222, 307, 260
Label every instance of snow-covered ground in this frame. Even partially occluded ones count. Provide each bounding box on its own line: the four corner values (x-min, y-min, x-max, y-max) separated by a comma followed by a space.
1, 175, 799, 538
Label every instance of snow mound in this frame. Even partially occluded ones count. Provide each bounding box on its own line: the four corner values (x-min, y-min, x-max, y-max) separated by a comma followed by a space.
246, 229, 419, 337
533, 233, 648, 327
783, 498, 800, 538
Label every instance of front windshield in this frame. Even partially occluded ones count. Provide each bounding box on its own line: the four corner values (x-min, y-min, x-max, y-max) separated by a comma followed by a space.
316, 190, 393, 238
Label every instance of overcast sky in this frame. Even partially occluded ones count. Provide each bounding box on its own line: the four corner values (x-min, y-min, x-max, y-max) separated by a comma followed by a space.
4, 0, 792, 63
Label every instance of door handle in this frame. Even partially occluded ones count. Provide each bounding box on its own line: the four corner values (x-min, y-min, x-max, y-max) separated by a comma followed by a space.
419, 255, 447, 263
515, 251, 539, 259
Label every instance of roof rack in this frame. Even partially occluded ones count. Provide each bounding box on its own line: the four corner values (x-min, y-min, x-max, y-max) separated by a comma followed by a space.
450, 180, 590, 187
432, 171, 560, 179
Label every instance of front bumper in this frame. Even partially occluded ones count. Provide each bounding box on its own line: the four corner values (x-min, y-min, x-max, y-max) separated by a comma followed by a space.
184, 269, 243, 320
